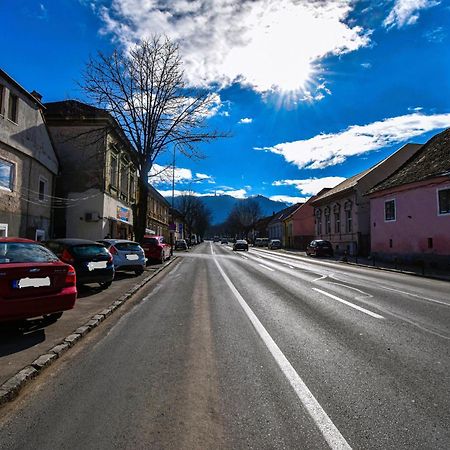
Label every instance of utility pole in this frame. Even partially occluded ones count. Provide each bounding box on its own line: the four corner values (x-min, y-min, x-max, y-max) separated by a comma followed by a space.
170, 145, 176, 256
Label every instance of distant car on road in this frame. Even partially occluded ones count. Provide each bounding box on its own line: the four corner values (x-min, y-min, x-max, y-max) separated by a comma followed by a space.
221, 238, 229, 244
268, 239, 282, 250
0, 238, 77, 323
255, 238, 269, 247
175, 239, 188, 251
44, 239, 115, 288
306, 240, 334, 257
141, 235, 171, 264
233, 239, 249, 251
97, 239, 145, 275
213, 236, 220, 242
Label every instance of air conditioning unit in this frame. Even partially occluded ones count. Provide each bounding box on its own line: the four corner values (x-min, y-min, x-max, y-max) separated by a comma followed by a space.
85, 212, 100, 222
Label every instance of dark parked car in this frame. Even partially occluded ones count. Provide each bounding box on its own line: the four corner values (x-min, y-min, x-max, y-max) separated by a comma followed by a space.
175, 239, 188, 251
0, 238, 77, 322
255, 238, 269, 247
141, 235, 171, 264
268, 239, 282, 250
306, 240, 334, 257
233, 239, 249, 251
44, 239, 114, 288
97, 239, 146, 275
221, 238, 229, 244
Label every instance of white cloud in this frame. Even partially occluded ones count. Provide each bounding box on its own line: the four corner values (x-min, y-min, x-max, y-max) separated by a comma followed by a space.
269, 195, 308, 204
361, 62, 372, 69
195, 173, 215, 183
238, 117, 253, 124
256, 112, 450, 169
384, 0, 440, 29
98, 0, 370, 94
213, 188, 247, 199
150, 164, 216, 185
273, 177, 346, 195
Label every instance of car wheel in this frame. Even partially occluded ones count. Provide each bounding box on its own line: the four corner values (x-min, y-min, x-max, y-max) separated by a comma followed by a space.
43, 312, 63, 323
159, 250, 165, 264
99, 280, 112, 289
134, 267, 144, 276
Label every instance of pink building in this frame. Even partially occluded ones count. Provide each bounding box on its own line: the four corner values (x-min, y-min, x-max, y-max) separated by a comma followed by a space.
283, 190, 329, 249
368, 128, 450, 266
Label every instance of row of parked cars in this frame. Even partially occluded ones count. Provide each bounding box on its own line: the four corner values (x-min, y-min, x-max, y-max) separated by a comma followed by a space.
0, 235, 172, 324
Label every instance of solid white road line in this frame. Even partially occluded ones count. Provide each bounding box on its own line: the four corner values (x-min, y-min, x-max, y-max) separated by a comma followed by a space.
312, 288, 384, 319
258, 263, 275, 272
313, 275, 328, 282
214, 258, 352, 450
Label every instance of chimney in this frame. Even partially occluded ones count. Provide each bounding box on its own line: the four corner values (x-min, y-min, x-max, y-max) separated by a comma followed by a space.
30, 90, 42, 103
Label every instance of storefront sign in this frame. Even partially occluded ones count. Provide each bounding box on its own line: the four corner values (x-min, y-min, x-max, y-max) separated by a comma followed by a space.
116, 206, 130, 223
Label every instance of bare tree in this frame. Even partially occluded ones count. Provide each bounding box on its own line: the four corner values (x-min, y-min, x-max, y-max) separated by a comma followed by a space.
177, 194, 211, 240
82, 36, 225, 241
225, 199, 262, 239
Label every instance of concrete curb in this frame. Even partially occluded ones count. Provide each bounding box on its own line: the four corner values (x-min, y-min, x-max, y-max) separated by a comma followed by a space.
0, 257, 178, 408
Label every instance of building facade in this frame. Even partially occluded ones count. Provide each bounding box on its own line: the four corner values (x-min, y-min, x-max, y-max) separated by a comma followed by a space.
311, 143, 422, 256
267, 204, 300, 244
146, 185, 170, 240
0, 69, 58, 240
45, 100, 138, 241
368, 129, 450, 265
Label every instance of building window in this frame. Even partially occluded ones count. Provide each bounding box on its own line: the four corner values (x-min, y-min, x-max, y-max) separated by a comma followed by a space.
38, 176, 47, 201
110, 155, 118, 188
120, 164, 128, 197
334, 212, 340, 233
0, 85, 4, 115
8, 93, 18, 123
129, 174, 136, 202
0, 158, 14, 191
316, 217, 322, 235
325, 213, 331, 234
428, 237, 433, 249
384, 199, 396, 221
0, 224, 8, 237
438, 188, 450, 215
345, 210, 352, 233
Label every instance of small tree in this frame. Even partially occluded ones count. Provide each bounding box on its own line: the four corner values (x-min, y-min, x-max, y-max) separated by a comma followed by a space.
225, 199, 262, 239
82, 36, 225, 241
177, 194, 211, 239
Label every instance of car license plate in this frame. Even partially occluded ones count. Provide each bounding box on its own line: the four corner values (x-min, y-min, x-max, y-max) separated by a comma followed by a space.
87, 261, 107, 271
126, 254, 139, 260
13, 277, 51, 289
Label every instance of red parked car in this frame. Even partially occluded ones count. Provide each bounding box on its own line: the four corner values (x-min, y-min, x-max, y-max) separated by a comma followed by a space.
141, 235, 171, 264
0, 238, 77, 322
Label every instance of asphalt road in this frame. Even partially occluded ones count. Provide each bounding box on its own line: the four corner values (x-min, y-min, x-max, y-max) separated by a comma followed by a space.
0, 242, 449, 449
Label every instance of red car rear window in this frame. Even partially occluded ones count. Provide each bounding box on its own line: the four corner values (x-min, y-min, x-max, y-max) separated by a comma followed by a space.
143, 238, 159, 245
0, 242, 59, 264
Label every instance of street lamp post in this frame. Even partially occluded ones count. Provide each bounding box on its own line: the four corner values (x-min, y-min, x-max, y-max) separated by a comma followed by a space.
170, 145, 176, 256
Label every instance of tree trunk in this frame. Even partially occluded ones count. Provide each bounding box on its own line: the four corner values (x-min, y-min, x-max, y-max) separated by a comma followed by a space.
134, 178, 149, 243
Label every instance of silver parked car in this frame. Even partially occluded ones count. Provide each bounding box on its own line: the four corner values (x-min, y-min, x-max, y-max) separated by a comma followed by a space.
268, 239, 282, 250
97, 239, 146, 276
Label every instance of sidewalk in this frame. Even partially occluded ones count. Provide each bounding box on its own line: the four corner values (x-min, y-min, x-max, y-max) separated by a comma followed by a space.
278, 248, 450, 282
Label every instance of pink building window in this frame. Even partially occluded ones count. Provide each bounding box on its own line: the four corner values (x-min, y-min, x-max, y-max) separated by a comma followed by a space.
438, 188, 450, 215
384, 199, 396, 221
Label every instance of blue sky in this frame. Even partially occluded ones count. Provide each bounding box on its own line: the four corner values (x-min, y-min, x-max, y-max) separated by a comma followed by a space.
2, 0, 450, 203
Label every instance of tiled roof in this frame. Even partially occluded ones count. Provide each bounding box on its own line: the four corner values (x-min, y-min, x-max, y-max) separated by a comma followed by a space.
44, 100, 110, 119
268, 203, 300, 225
368, 128, 450, 194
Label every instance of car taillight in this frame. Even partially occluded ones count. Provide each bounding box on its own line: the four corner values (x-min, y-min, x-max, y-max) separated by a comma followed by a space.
65, 265, 76, 287
61, 249, 75, 264
107, 253, 113, 263
109, 246, 118, 255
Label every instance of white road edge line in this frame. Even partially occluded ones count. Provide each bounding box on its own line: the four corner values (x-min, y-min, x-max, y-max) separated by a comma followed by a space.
214, 258, 352, 450
258, 263, 275, 272
312, 288, 384, 319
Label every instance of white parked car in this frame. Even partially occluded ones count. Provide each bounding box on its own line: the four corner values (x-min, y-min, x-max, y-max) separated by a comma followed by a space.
97, 239, 146, 276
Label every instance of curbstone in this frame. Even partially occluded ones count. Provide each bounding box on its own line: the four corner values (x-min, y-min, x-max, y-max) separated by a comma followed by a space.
74, 325, 91, 337
31, 353, 58, 370
49, 342, 71, 356
0, 366, 38, 405
85, 319, 100, 328
64, 334, 82, 347
98, 308, 113, 318
91, 314, 105, 322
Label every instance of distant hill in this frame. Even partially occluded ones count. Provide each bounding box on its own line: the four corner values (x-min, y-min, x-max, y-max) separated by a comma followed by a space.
174, 194, 288, 225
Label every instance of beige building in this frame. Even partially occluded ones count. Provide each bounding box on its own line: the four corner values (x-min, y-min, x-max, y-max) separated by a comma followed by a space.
147, 185, 170, 240
45, 100, 138, 240
0, 69, 58, 240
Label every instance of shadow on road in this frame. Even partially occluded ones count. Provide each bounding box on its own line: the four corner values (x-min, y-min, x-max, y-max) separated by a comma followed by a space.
0, 320, 47, 357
